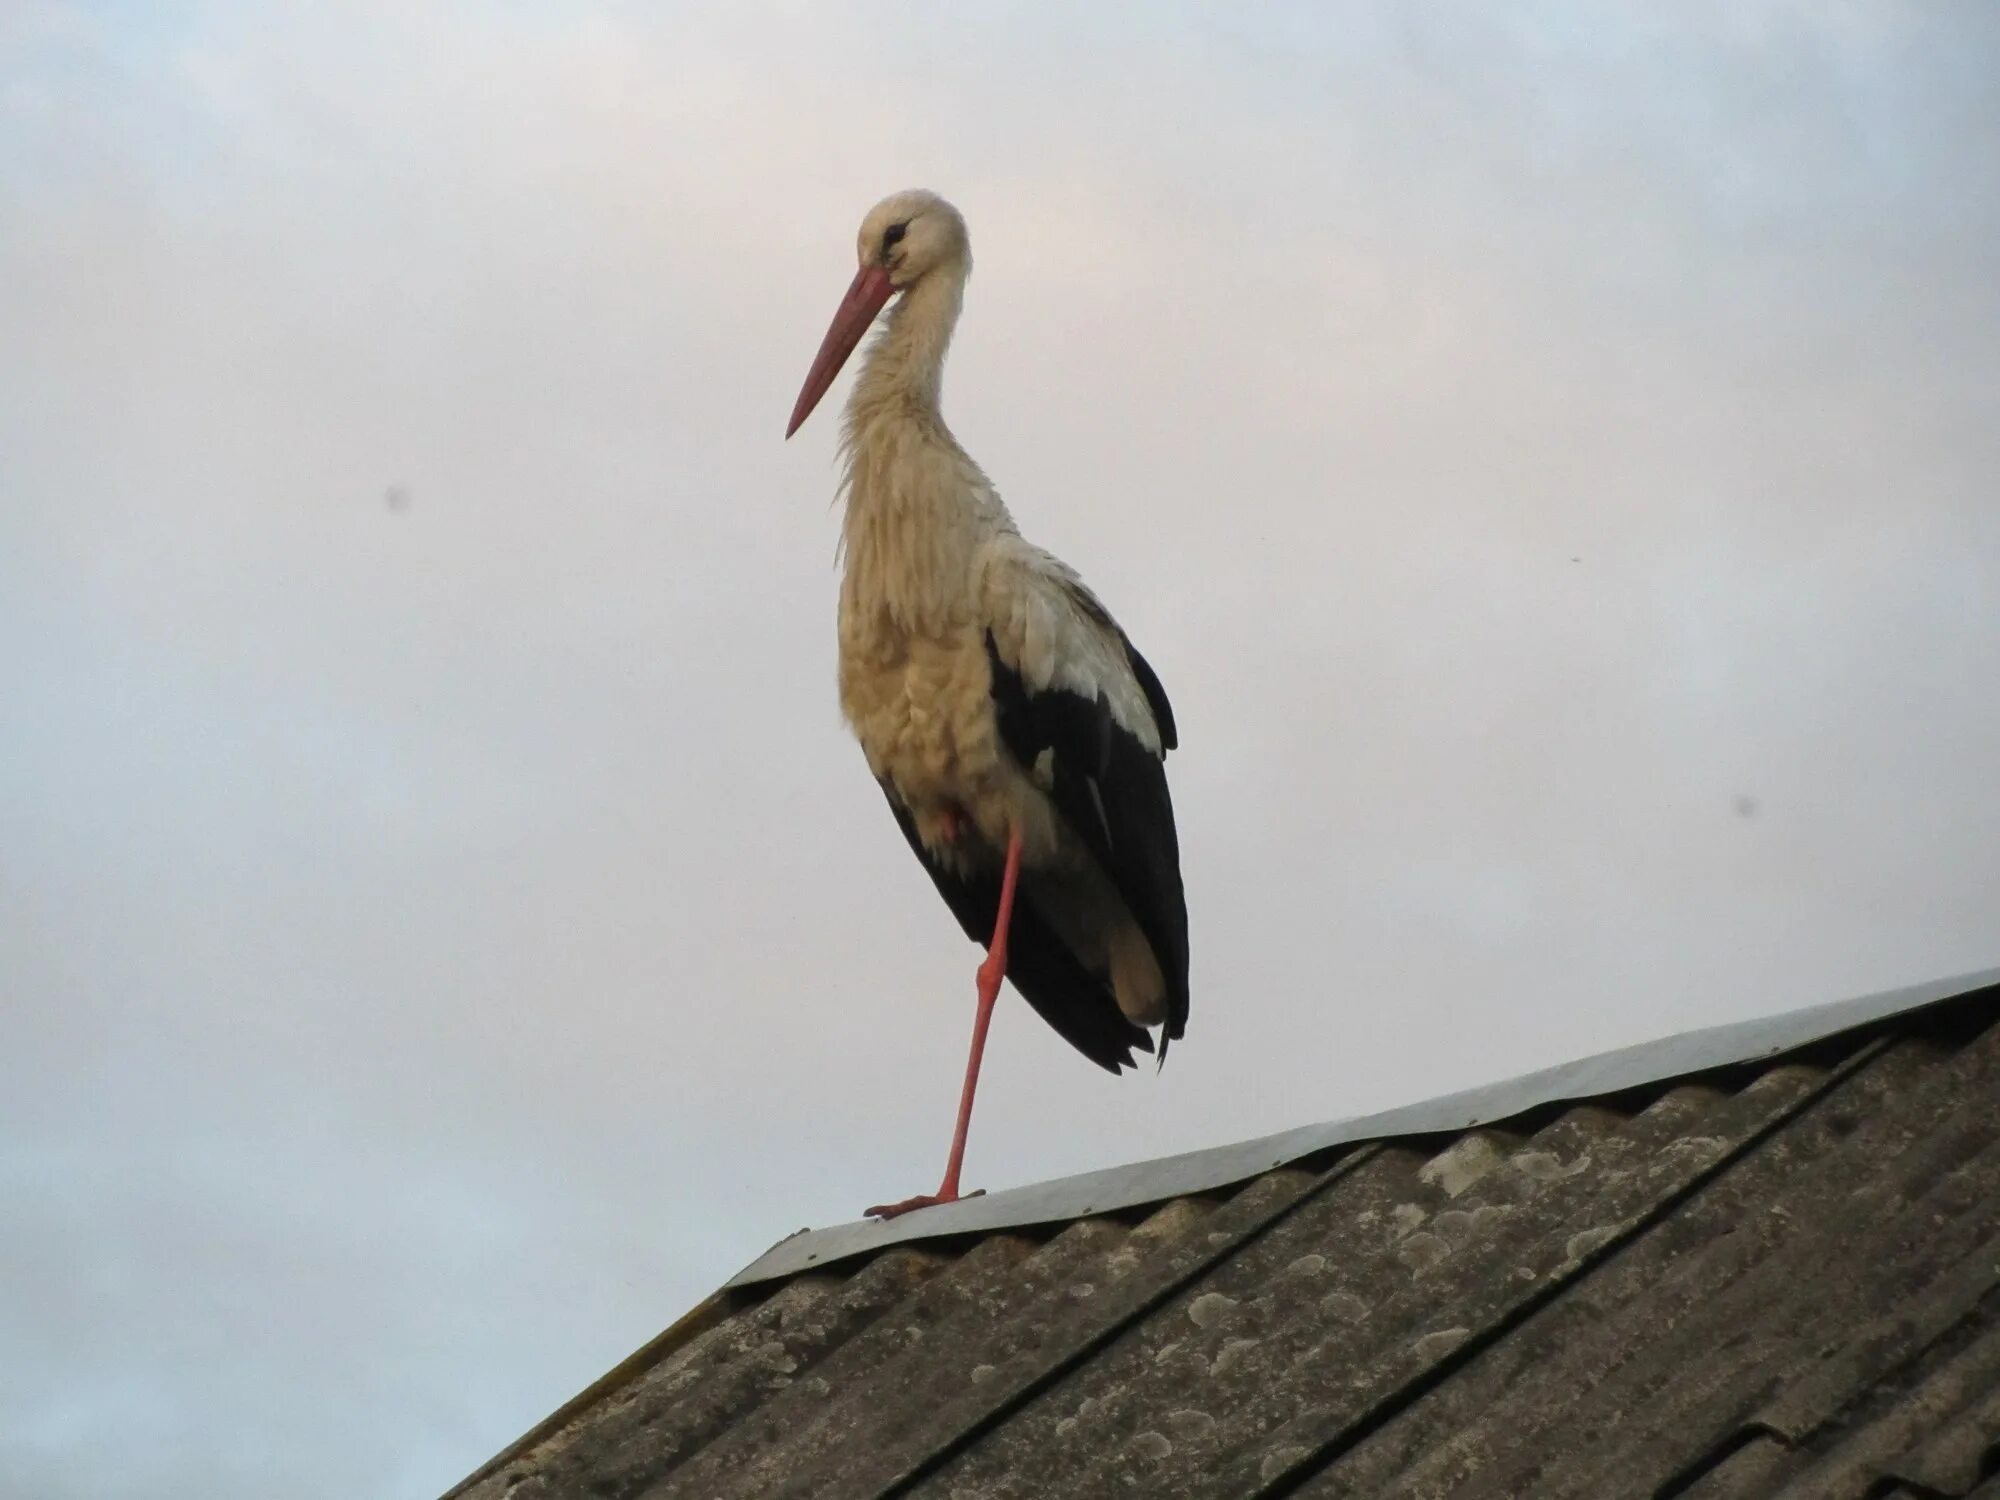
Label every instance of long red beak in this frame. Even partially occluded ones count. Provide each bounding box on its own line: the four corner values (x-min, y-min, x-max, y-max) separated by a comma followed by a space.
786, 264, 895, 438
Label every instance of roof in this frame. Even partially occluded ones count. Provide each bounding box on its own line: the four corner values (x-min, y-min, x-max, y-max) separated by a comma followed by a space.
446, 966, 2000, 1500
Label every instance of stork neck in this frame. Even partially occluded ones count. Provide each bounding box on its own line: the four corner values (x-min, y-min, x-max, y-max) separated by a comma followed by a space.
850, 267, 964, 423
835, 263, 1011, 635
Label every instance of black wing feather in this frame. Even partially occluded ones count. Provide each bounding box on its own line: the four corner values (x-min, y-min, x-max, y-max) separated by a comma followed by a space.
877, 782, 1153, 1074
1061, 580, 1178, 754
1118, 629, 1177, 752
984, 633, 1190, 1056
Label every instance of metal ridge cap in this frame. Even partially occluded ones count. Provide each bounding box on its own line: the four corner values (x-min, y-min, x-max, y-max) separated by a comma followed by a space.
726, 963, 2000, 1289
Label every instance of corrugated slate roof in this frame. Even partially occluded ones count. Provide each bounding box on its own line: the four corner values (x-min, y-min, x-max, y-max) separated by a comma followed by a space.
446, 969, 2000, 1500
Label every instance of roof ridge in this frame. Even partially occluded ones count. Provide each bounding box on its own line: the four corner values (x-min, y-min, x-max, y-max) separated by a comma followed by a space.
726, 964, 2000, 1288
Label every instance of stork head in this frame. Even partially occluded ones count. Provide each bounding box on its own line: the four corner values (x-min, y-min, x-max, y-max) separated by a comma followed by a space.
786, 190, 969, 438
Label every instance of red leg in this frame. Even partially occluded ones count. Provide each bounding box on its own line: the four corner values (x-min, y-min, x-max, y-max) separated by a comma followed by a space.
866, 825, 1024, 1220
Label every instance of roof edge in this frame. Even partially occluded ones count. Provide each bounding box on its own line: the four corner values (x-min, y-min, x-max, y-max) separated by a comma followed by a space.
440, 1292, 735, 1500
726, 964, 2000, 1288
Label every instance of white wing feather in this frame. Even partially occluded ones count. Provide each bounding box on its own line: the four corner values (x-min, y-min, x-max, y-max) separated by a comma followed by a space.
974, 536, 1163, 755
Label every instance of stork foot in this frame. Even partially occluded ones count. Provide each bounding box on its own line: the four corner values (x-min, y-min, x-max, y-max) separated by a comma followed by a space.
863, 1187, 986, 1221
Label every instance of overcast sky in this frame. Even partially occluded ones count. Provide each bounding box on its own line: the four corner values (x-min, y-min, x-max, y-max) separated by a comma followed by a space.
4, 3, 1998, 1496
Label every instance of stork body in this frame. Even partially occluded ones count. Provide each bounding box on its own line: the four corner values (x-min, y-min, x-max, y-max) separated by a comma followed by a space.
788, 191, 1188, 1218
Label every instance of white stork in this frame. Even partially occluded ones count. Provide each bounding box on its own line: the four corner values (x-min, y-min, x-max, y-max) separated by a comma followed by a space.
786, 190, 1188, 1220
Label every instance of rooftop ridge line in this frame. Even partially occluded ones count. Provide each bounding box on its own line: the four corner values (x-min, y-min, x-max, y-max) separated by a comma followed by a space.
726, 964, 2000, 1289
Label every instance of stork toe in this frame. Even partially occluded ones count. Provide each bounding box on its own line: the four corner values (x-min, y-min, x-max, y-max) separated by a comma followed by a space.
863, 1187, 986, 1221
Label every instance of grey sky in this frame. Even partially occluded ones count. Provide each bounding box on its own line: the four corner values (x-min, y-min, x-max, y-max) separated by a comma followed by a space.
4, 3, 1997, 1495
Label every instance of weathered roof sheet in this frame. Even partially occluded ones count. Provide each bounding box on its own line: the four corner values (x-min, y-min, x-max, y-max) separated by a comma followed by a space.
447, 968, 2000, 1500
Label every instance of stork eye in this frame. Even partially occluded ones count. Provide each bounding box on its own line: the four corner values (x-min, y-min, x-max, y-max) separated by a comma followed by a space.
882, 222, 908, 250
